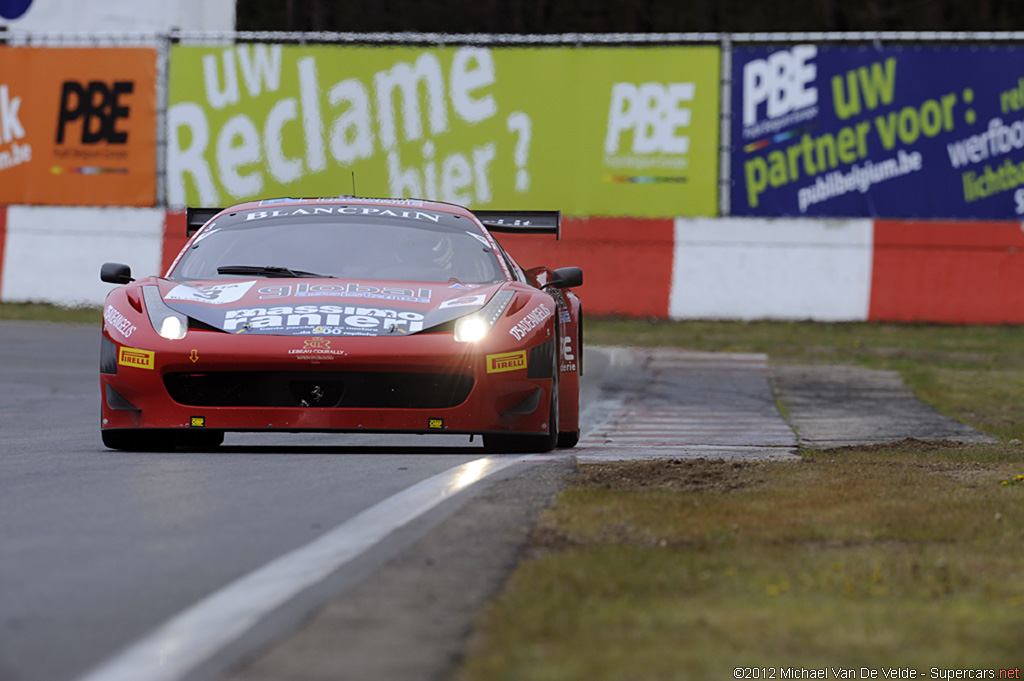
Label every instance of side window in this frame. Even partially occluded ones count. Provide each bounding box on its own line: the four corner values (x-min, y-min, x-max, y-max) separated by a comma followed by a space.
494, 243, 524, 282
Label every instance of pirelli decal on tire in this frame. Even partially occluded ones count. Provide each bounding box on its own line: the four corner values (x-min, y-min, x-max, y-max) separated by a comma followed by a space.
118, 347, 155, 370
486, 350, 528, 373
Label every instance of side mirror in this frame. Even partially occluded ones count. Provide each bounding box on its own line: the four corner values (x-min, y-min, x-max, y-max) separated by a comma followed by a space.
100, 262, 133, 284
545, 266, 583, 289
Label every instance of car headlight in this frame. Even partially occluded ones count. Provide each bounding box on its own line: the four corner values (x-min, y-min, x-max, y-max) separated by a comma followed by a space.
453, 290, 514, 342
143, 286, 188, 340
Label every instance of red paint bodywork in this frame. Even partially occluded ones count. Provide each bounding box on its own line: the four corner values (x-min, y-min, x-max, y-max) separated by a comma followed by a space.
100, 198, 582, 444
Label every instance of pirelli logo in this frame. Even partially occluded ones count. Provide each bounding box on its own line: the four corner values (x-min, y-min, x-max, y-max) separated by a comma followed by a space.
486, 350, 527, 373
118, 347, 155, 370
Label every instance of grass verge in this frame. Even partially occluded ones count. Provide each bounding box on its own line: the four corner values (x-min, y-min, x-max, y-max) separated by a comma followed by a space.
454, 446, 1024, 678
0, 301, 100, 324
452, 319, 1024, 679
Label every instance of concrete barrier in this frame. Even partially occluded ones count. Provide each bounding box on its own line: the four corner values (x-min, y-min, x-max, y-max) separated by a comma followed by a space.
1, 205, 1021, 323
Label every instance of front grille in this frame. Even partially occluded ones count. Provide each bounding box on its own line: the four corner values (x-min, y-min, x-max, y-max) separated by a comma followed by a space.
164, 371, 473, 408
527, 338, 555, 379
100, 336, 118, 375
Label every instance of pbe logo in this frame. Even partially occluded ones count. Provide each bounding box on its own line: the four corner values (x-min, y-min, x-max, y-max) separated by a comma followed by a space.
605, 82, 695, 155
56, 81, 134, 144
742, 45, 818, 127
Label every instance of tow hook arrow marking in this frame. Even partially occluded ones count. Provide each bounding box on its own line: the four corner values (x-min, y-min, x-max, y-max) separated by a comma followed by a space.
189, 349, 199, 363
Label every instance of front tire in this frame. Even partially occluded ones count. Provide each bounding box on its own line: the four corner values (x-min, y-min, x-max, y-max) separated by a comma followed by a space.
557, 429, 579, 448
101, 429, 173, 452
101, 429, 224, 452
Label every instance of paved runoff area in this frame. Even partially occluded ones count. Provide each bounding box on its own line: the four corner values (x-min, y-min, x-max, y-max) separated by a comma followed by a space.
579, 349, 800, 461
577, 347, 991, 461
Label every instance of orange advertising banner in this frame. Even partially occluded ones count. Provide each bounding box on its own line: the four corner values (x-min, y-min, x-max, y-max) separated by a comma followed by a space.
0, 46, 156, 206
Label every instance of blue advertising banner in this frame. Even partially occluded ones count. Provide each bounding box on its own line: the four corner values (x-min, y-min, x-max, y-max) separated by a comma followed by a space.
731, 45, 1024, 219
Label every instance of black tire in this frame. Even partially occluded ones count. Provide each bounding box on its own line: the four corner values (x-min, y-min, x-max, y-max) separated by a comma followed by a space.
101, 429, 223, 451
557, 429, 580, 448
177, 430, 225, 450
101, 429, 175, 452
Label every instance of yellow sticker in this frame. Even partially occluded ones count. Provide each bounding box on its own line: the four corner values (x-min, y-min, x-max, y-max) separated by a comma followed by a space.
190, 416, 206, 428
118, 346, 155, 370
428, 418, 444, 430
486, 350, 527, 373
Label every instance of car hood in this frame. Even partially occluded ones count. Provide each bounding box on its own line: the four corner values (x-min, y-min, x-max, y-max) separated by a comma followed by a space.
156, 278, 503, 337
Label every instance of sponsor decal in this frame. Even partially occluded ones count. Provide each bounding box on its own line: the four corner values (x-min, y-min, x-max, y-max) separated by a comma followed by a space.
258, 282, 431, 302
1, 47, 157, 206
439, 294, 486, 309
288, 337, 348, 360
0, 1, 33, 20
508, 303, 552, 341
740, 45, 818, 138
560, 335, 578, 373
243, 206, 441, 222
486, 349, 528, 373
605, 80, 697, 182
166, 280, 256, 305
118, 346, 154, 370
428, 418, 444, 430
224, 304, 425, 334
104, 305, 136, 338
190, 416, 206, 428
559, 309, 572, 323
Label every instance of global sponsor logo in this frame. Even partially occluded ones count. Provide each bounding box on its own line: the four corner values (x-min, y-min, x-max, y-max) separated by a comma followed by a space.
224, 304, 425, 333
166, 280, 256, 305
486, 349, 527, 373
257, 282, 432, 302
118, 346, 154, 370
508, 303, 551, 341
104, 305, 137, 338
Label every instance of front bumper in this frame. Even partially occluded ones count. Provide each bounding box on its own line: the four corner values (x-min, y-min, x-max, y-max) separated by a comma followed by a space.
100, 330, 554, 436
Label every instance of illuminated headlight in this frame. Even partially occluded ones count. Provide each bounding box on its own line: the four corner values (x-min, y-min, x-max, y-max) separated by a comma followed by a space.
453, 290, 514, 342
143, 286, 188, 340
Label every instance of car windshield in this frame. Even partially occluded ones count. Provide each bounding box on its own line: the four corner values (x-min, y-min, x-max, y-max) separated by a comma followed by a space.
170, 208, 507, 284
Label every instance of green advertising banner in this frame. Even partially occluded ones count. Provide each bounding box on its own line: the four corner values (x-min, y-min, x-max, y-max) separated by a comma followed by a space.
167, 44, 720, 217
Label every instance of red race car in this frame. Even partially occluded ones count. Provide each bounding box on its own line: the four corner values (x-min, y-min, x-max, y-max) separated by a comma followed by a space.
99, 197, 583, 452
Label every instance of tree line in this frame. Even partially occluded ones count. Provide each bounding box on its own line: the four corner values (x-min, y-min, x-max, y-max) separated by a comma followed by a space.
236, 0, 1024, 35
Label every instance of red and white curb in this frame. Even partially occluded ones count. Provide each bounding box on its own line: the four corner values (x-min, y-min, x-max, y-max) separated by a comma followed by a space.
577, 349, 799, 461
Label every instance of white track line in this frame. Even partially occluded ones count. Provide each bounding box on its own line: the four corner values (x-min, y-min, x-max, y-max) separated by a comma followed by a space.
76, 455, 536, 681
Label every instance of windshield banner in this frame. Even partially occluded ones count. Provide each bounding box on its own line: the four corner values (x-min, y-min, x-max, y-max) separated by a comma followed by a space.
167, 44, 720, 217
731, 44, 1024, 219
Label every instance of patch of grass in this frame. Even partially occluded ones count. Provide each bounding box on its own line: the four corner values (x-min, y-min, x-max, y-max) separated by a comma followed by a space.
454, 450, 1024, 680
0, 301, 101, 324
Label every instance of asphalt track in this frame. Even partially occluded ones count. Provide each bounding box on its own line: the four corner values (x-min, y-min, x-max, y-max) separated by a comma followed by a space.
0, 321, 990, 681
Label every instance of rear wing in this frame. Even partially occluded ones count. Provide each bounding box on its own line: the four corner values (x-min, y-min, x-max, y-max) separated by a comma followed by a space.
473, 210, 561, 240
185, 206, 562, 240
185, 207, 223, 236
